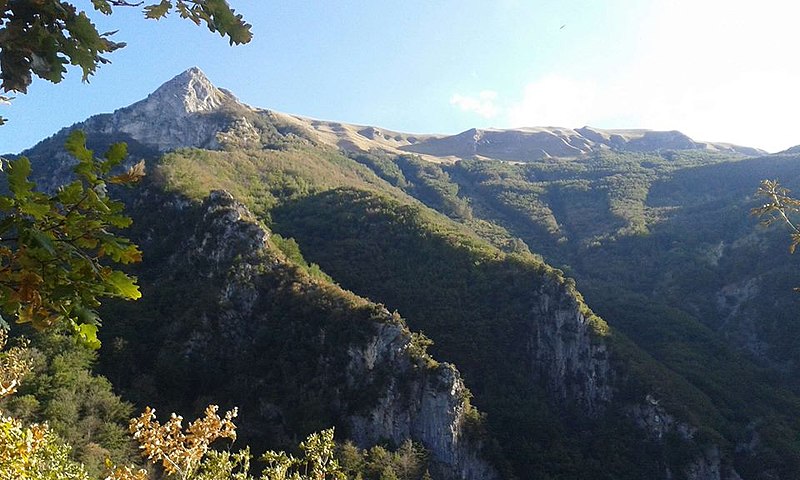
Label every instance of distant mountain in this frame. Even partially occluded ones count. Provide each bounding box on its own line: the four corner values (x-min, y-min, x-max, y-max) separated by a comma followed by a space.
16, 68, 800, 480
778, 144, 800, 154
17, 68, 764, 164
398, 126, 765, 161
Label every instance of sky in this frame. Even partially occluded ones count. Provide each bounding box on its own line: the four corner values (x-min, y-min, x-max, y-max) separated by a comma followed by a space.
3, 0, 800, 153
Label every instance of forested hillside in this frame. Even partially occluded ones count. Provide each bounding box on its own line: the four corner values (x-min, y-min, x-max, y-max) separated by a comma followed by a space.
9, 68, 800, 480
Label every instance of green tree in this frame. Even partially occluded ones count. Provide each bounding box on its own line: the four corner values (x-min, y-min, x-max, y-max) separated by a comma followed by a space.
753, 179, 800, 253
261, 428, 345, 480
378, 465, 399, 480
0, 0, 251, 95
0, 330, 91, 480
391, 440, 425, 480
3, 332, 137, 476
0, 130, 144, 347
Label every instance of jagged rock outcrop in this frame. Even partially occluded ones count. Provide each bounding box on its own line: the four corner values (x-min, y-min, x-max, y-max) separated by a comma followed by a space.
20, 68, 254, 191
531, 280, 613, 414
347, 323, 499, 480
187, 190, 270, 269
81, 67, 246, 152
682, 447, 743, 480
529, 277, 746, 479
631, 399, 743, 480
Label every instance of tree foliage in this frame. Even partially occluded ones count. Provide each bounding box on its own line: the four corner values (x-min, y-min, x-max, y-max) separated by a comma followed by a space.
0, 413, 91, 480
0, 331, 92, 480
0, 0, 251, 95
753, 179, 800, 253
2, 332, 138, 475
125, 404, 238, 479
108, 404, 346, 480
0, 329, 29, 398
0, 130, 144, 348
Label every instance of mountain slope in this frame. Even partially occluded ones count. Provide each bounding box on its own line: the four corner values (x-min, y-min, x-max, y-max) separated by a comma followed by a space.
398, 126, 764, 161
15, 67, 800, 480
99, 187, 499, 480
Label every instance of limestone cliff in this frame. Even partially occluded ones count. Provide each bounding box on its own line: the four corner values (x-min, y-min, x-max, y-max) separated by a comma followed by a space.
347, 323, 498, 480
531, 281, 613, 414
117, 189, 498, 480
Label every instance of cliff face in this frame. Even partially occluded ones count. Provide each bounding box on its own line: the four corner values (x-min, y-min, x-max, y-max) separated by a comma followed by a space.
530, 280, 743, 479
533, 291, 741, 479
116, 189, 498, 480
346, 323, 498, 480
631, 402, 743, 480
531, 281, 613, 414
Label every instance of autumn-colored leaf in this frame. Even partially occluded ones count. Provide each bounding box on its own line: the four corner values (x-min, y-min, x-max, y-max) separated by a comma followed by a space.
109, 160, 146, 184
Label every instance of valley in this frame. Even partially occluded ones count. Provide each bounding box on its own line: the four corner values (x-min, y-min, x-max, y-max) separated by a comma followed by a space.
7, 68, 800, 480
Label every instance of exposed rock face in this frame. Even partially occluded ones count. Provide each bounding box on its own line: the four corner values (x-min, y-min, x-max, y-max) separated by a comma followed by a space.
630, 400, 695, 441
79, 67, 245, 152
143, 190, 498, 480
531, 281, 613, 414
528, 277, 745, 479
632, 400, 743, 480
715, 278, 768, 358
20, 68, 252, 191
400, 126, 765, 161
347, 323, 499, 480
682, 447, 743, 480
187, 190, 270, 269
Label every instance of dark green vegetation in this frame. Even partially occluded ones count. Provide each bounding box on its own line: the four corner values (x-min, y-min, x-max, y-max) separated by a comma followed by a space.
0, 333, 139, 477
91, 182, 463, 479
18, 103, 800, 479
105, 131, 800, 477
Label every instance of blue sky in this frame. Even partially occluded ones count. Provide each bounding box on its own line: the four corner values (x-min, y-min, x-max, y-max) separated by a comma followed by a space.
3, 1, 800, 153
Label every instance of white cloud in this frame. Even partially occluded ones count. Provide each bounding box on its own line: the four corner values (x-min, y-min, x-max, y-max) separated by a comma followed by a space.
450, 90, 501, 119
461, 0, 800, 151
506, 75, 599, 128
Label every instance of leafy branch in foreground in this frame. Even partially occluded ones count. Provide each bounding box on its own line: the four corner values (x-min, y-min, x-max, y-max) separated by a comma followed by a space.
0, 130, 144, 348
753, 179, 800, 253
0, 331, 91, 480
123, 404, 238, 480
108, 405, 345, 480
0, 0, 252, 95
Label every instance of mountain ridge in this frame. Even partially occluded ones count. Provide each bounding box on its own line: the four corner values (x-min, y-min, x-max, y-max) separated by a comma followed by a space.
12, 68, 764, 161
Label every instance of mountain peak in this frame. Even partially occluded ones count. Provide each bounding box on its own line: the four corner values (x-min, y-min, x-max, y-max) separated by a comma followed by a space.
59, 67, 250, 153
144, 67, 233, 114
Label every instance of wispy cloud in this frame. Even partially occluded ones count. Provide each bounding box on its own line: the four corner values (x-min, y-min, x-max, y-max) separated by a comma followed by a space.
450, 90, 501, 119
445, 0, 800, 151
